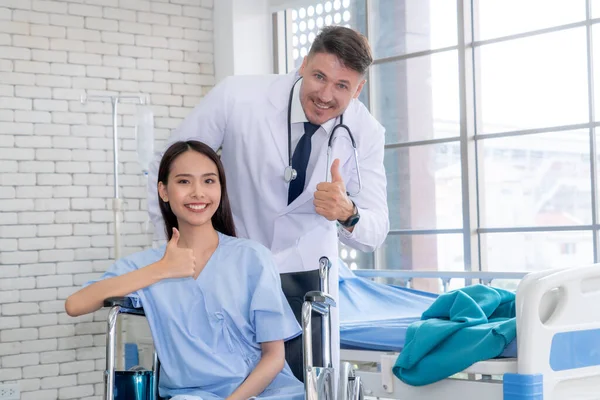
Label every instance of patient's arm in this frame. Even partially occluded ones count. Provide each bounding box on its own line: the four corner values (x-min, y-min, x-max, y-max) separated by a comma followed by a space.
65, 228, 196, 317
64, 261, 168, 317
226, 340, 286, 400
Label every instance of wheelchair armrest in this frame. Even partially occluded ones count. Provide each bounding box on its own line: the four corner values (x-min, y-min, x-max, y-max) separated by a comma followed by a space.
304, 290, 336, 315
103, 297, 145, 316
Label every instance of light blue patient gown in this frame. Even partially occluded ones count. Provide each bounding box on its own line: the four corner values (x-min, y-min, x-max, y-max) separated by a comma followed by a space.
88, 232, 305, 400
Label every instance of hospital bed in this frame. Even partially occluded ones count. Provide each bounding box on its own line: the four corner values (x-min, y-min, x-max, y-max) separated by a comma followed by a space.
101, 256, 363, 400
338, 264, 600, 400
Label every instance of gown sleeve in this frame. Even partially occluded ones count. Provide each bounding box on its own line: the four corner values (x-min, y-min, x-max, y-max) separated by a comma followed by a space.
249, 248, 302, 343
82, 256, 144, 308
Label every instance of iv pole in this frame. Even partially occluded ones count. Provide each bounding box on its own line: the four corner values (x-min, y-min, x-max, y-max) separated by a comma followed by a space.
81, 92, 147, 370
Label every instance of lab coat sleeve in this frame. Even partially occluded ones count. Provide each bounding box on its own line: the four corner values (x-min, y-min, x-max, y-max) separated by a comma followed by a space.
249, 248, 302, 343
147, 77, 233, 241
337, 123, 389, 252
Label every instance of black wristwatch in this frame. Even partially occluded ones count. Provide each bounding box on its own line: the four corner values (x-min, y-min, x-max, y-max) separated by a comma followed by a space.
338, 202, 360, 228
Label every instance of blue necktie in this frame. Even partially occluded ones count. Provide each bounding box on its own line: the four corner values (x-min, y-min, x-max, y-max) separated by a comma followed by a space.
288, 122, 320, 204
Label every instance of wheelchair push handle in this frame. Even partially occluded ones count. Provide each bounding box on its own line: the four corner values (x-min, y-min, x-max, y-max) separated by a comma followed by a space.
319, 256, 332, 295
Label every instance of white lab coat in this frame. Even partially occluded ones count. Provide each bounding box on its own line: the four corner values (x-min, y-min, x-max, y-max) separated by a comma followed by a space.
147, 70, 389, 377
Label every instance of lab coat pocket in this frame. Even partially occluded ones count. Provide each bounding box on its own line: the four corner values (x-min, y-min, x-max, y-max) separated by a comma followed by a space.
298, 221, 337, 270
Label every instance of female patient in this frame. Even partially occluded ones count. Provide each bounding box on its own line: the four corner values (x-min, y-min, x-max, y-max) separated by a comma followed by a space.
65, 140, 305, 400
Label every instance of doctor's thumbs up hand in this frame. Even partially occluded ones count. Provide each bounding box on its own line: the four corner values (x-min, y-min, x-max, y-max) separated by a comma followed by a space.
314, 159, 355, 222
158, 228, 196, 279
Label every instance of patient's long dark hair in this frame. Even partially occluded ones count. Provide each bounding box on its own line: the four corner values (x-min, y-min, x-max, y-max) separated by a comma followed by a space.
157, 140, 236, 240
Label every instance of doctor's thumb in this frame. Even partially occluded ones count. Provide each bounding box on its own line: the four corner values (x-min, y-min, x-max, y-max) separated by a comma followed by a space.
331, 159, 343, 183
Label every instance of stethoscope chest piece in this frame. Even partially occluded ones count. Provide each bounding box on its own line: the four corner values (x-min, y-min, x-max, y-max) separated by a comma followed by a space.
284, 166, 297, 183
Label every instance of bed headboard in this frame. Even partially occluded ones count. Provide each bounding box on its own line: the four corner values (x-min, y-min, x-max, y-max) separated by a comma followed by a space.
516, 264, 600, 399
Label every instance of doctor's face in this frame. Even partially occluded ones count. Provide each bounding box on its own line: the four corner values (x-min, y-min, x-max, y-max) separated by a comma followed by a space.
158, 150, 221, 230
299, 52, 366, 125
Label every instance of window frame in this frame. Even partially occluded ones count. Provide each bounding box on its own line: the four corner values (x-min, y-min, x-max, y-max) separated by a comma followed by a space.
273, 0, 600, 272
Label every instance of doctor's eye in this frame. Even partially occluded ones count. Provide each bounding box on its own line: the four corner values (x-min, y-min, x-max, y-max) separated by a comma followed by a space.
337, 83, 348, 90
314, 73, 324, 81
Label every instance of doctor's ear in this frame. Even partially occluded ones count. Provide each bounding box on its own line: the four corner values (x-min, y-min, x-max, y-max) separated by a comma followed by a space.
353, 79, 366, 99
299, 56, 308, 75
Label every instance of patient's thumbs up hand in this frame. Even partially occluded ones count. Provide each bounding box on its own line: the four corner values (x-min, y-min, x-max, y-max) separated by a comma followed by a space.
160, 228, 196, 279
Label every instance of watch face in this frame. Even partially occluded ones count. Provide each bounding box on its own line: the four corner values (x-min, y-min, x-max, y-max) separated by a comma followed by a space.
344, 214, 360, 227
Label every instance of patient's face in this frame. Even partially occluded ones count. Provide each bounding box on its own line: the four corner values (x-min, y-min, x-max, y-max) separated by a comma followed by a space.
158, 150, 221, 230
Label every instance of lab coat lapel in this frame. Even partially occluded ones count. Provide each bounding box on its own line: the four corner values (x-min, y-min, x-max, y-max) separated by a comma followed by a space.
266, 72, 298, 168
282, 129, 330, 214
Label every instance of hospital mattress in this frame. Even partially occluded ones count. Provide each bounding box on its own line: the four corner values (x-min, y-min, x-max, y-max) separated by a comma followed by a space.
337, 262, 518, 358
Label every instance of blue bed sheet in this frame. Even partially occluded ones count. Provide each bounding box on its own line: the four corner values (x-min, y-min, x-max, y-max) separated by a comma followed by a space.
338, 261, 518, 358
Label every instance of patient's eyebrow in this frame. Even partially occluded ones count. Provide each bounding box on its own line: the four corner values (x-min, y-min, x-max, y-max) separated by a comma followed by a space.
174, 173, 218, 178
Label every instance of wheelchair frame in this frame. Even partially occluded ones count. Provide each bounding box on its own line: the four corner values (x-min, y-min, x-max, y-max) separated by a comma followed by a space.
102, 256, 362, 400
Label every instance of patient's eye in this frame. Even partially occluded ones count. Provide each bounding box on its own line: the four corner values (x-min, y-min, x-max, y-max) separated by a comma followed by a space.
205, 178, 215, 184
177, 179, 190, 184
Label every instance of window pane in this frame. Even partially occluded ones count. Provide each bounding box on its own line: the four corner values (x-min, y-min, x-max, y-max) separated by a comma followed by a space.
478, 28, 589, 134
288, 0, 365, 69
374, 51, 460, 145
478, 131, 592, 228
483, 231, 593, 271
591, 25, 600, 119
386, 142, 463, 230
370, 0, 457, 59
594, 0, 600, 18
476, 0, 585, 41
380, 233, 464, 291
339, 242, 374, 270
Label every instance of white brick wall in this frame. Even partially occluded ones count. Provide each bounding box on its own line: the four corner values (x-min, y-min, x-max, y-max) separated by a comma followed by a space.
0, 1, 214, 398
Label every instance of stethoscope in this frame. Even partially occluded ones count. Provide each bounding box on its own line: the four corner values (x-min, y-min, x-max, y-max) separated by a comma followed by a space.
283, 78, 363, 196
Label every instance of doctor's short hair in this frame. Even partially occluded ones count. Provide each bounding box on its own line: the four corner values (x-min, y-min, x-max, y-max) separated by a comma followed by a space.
157, 140, 237, 240
308, 26, 373, 75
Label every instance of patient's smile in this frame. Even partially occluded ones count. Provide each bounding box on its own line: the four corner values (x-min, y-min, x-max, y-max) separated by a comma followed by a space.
185, 203, 208, 212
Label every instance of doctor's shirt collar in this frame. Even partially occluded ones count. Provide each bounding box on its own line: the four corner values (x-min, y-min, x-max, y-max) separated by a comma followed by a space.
290, 77, 337, 134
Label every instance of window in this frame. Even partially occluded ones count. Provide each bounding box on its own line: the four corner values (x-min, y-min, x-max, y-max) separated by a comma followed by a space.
274, 1, 600, 276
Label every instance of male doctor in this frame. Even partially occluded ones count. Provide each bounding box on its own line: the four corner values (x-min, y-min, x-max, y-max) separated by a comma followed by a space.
147, 26, 389, 382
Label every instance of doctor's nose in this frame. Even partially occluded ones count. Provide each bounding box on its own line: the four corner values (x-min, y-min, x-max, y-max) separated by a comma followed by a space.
317, 84, 334, 103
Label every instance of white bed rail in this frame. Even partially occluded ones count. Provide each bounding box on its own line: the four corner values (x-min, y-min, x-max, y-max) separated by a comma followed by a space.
353, 269, 528, 292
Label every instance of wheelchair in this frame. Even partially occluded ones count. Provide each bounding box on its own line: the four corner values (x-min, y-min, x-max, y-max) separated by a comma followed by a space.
102, 256, 363, 400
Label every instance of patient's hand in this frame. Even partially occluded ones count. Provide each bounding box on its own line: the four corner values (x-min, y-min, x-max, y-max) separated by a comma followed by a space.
158, 228, 196, 279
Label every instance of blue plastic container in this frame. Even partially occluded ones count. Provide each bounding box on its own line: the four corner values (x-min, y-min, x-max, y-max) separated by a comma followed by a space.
114, 370, 154, 400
